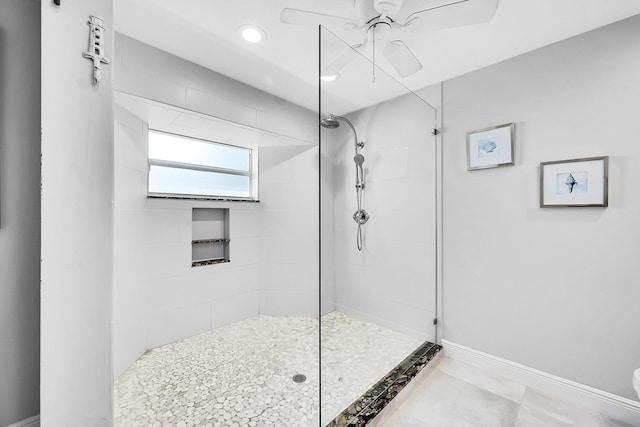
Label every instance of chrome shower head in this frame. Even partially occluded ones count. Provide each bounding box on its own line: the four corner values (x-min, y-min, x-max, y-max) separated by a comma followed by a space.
320, 115, 340, 129
354, 153, 365, 165
320, 114, 362, 154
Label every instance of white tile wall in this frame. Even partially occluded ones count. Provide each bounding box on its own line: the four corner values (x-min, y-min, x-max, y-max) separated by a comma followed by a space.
146, 302, 212, 350
113, 35, 320, 377
258, 145, 320, 318
185, 87, 258, 128
114, 106, 265, 376
260, 263, 319, 292
230, 209, 261, 237
117, 123, 148, 172
260, 289, 319, 317
330, 92, 437, 341
117, 67, 188, 109
211, 291, 261, 329
114, 32, 439, 378
229, 237, 262, 266
115, 34, 316, 144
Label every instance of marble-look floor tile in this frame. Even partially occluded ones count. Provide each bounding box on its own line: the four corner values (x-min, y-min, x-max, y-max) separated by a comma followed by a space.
437, 358, 526, 405
377, 410, 428, 427
388, 369, 520, 427
515, 405, 575, 427
376, 358, 638, 427
519, 389, 638, 427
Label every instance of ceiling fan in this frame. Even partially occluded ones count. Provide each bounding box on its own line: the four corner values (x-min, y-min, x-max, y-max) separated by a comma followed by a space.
280, 0, 499, 78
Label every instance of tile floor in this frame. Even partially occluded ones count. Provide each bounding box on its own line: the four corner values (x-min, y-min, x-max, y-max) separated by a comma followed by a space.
375, 357, 640, 427
113, 311, 421, 426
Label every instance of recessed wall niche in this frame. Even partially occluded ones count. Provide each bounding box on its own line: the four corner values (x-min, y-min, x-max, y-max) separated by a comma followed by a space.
192, 208, 230, 267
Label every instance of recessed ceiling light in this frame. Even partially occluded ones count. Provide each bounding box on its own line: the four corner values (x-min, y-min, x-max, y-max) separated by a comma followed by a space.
320, 72, 340, 82
238, 25, 266, 43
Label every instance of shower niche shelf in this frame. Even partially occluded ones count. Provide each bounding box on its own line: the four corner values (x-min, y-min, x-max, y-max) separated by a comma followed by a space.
192, 208, 230, 267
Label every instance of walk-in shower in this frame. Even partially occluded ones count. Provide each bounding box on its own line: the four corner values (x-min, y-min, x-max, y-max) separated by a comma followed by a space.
112, 22, 439, 427
321, 114, 369, 251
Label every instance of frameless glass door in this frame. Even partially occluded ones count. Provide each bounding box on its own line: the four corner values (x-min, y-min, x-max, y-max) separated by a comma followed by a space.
319, 25, 439, 425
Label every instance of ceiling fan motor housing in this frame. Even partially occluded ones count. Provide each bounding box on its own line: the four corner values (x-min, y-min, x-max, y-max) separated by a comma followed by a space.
355, 0, 405, 24
373, 0, 405, 17
367, 18, 392, 41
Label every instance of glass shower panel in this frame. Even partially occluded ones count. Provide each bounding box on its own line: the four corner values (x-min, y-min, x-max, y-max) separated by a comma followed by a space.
319, 26, 438, 425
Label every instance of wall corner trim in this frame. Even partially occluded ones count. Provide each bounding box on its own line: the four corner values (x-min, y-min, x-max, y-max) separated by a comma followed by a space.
442, 340, 640, 424
4, 414, 40, 427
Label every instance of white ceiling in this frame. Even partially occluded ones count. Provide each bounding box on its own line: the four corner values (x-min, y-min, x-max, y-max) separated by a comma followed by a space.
115, 0, 640, 114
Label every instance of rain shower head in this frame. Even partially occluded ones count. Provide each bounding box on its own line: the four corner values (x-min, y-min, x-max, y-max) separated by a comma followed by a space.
320, 114, 340, 129
320, 114, 363, 154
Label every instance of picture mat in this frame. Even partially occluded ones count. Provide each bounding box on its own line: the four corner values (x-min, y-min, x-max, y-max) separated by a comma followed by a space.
542, 159, 606, 206
467, 124, 513, 169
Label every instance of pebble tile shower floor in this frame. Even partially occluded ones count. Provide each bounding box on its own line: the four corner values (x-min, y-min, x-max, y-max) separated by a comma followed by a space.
114, 311, 421, 426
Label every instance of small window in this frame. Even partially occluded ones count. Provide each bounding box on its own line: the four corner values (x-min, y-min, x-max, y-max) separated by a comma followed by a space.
148, 130, 253, 199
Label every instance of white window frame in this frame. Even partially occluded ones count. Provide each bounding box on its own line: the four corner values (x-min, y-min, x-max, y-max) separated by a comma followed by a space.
147, 129, 255, 201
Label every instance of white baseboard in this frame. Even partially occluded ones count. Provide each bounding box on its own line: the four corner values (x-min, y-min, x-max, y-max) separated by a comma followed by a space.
442, 340, 640, 425
5, 414, 39, 427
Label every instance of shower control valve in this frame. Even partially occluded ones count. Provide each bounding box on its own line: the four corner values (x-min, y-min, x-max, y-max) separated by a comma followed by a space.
355, 183, 365, 190
353, 209, 370, 225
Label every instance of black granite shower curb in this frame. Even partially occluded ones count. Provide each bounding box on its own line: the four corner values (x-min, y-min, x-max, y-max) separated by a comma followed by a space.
326, 341, 442, 427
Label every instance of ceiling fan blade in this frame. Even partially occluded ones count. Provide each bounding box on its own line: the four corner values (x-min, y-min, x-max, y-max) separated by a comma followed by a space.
280, 8, 357, 29
382, 40, 423, 78
321, 43, 367, 77
405, 0, 499, 30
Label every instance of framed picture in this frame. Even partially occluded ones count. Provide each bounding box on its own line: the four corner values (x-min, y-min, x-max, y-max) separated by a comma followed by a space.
466, 123, 515, 170
540, 156, 608, 207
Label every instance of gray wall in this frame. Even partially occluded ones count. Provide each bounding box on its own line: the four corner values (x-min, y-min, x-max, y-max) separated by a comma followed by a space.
0, 0, 41, 425
41, 0, 114, 424
442, 14, 640, 399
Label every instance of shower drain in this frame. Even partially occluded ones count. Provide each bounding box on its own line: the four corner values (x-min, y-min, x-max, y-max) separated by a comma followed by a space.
292, 374, 306, 383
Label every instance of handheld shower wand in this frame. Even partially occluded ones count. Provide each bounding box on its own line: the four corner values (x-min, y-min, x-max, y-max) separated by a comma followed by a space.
354, 153, 365, 189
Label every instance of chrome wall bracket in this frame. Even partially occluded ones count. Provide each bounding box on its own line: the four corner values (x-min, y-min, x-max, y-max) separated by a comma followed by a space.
82, 15, 110, 84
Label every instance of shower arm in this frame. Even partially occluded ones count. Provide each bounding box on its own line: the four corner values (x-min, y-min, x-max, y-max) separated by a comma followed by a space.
346, 121, 365, 155
334, 115, 364, 155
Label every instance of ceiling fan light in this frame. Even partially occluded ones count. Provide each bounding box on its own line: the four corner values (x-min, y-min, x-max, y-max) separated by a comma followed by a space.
238, 25, 266, 43
320, 72, 340, 82
383, 40, 423, 78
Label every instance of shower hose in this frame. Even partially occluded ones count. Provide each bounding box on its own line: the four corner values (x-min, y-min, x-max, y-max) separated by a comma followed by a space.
356, 184, 363, 251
